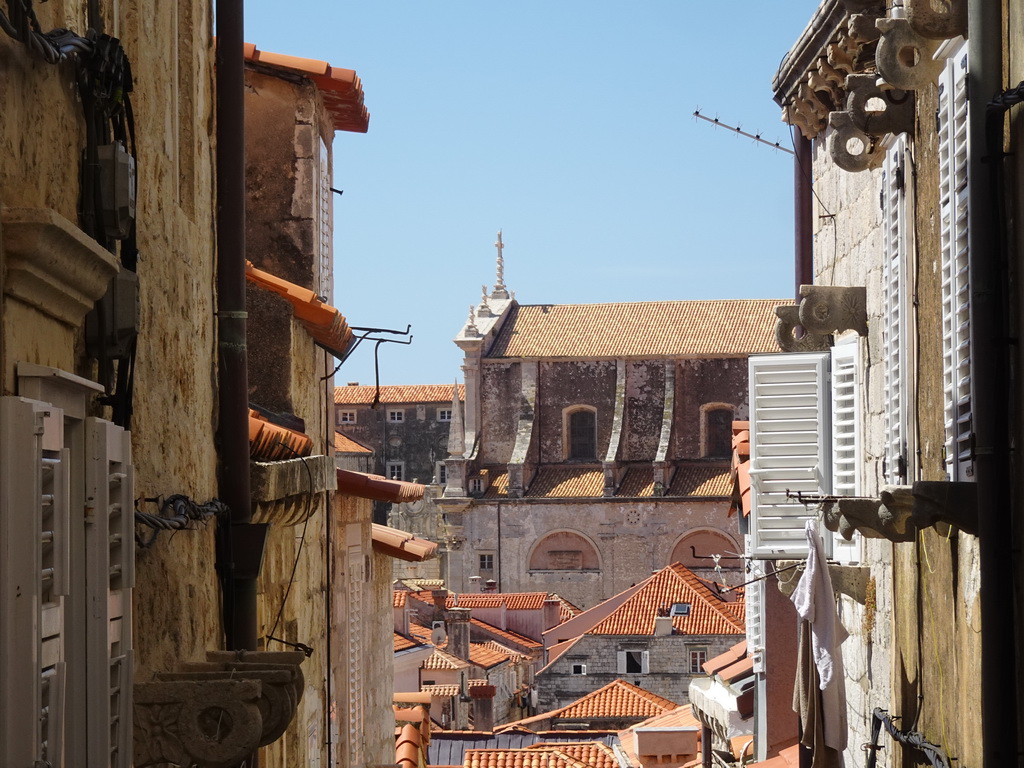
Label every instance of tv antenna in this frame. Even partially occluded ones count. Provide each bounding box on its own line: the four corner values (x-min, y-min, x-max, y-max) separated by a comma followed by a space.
693, 108, 794, 155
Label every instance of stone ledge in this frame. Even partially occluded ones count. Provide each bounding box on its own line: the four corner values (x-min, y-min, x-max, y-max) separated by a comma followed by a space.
250, 453, 336, 526
2, 206, 119, 327
776, 560, 871, 604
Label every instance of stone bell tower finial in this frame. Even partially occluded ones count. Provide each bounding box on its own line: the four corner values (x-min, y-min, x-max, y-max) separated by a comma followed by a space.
491, 230, 510, 300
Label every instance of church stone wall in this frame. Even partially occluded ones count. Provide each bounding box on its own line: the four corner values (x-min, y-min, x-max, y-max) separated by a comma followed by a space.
537, 360, 618, 463
622, 361, 667, 461
670, 358, 749, 460
479, 361, 522, 464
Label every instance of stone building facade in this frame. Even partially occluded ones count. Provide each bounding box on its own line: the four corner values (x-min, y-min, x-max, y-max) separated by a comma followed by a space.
440, 246, 782, 608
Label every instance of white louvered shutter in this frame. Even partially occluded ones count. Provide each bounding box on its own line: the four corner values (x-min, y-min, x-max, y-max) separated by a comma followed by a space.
745, 570, 765, 673
1, 397, 70, 768
830, 342, 862, 564
939, 44, 973, 481
85, 417, 134, 768
882, 137, 912, 484
748, 352, 831, 558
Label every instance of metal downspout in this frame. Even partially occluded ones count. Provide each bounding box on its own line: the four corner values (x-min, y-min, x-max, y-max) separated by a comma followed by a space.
215, 0, 258, 652
794, 131, 814, 297
967, 1, 1018, 763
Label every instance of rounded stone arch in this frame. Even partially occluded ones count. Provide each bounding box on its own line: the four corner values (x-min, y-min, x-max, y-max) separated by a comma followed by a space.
700, 402, 735, 458
528, 529, 603, 571
562, 404, 598, 461
669, 528, 740, 569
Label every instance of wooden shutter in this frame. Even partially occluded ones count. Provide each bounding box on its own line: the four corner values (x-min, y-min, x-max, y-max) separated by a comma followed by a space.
939, 44, 973, 481
882, 137, 912, 484
830, 343, 862, 564
746, 573, 765, 673
85, 417, 134, 768
748, 353, 830, 558
1, 397, 70, 768
616, 650, 628, 675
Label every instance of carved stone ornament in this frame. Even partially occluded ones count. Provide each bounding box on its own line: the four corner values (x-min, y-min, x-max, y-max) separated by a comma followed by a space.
774, 304, 831, 353
875, 17, 944, 91
828, 111, 885, 173
822, 481, 978, 543
906, 0, 967, 41
844, 74, 915, 136
133, 680, 263, 768
797, 285, 868, 337
134, 650, 306, 768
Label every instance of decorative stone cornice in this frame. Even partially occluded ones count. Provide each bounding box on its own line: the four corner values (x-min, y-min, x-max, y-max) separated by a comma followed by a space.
250, 454, 336, 526
774, 286, 867, 352
2, 206, 119, 328
822, 481, 978, 543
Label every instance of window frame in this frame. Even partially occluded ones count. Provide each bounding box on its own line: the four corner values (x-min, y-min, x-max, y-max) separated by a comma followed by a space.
387, 409, 405, 423
616, 649, 650, 675
386, 462, 405, 481
688, 646, 708, 675
337, 409, 356, 425
700, 403, 735, 458
479, 553, 495, 572
437, 408, 452, 422
563, 405, 597, 461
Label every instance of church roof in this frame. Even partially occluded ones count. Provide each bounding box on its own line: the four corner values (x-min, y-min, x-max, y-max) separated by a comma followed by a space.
485, 299, 782, 359
334, 384, 464, 404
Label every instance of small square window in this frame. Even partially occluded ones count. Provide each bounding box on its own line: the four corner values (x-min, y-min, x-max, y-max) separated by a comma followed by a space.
435, 462, 447, 485
387, 462, 404, 481
337, 409, 356, 425
689, 647, 708, 674
479, 554, 494, 572
468, 478, 483, 494
670, 602, 691, 617
571, 663, 587, 675
388, 410, 404, 423
438, 409, 452, 422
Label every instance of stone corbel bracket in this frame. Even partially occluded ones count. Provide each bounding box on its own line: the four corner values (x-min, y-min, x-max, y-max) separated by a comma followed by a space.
875, 17, 944, 91
774, 304, 831, 353
828, 111, 885, 173
797, 285, 868, 337
845, 74, 915, 136
823, 481, 978, 543
906, 0, 967, 41
133, 679, 263, 768
776, 560, 871, 604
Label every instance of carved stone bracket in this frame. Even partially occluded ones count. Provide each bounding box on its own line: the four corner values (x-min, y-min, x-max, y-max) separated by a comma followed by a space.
875, 18, 944, 91
797, 285, 868, 337
906, 0, 967, 40
134, 650, 306, 768
844, 75, 915, 136
774, 304, 831, 353
828, 111, 885, 173
822, 481, 978, 543
134, 680, 263, 768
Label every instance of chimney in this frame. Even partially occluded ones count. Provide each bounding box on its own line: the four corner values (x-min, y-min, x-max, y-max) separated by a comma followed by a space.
654, 616, 674, 636
470, 684, 496, 732
445, 607, 472, 662
542, 598, 561, 631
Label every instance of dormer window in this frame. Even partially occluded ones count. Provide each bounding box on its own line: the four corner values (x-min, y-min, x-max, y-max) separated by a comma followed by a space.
565, 406, 597, 460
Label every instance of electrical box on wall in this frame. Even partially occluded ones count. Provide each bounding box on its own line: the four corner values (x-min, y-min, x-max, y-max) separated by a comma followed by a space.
97, 140, 136, 240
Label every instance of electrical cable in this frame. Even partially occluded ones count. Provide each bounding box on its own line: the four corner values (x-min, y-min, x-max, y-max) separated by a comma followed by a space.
134, 494, 228, 548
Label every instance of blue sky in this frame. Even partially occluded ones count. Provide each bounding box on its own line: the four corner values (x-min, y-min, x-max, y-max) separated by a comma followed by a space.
244, 2, 818, 385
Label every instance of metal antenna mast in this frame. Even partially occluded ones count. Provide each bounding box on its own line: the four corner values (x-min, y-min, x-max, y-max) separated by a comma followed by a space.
693, 108, 795, 155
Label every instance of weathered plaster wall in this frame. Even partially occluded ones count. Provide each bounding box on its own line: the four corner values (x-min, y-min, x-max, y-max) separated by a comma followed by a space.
670, 358, 748, 459
479, 361, 522, 464
536, 633, 740, 712
449, 498, 738, 608
622, 361, 666, 461
536, 360, 617, 463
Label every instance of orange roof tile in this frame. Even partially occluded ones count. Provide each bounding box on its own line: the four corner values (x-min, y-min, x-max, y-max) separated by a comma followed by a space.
445, 593, 552, 611
248, 409, 312, 460
394, 632, 426, 653
617, 707, 703, 768
487, 300, 783, 359
335, 383, 465, 405
394, 590, 409, 608
243, 42, 369, 133
750, 742, 800, 768
616, 466, 655, 497
470, 641, 523, 669
338, 469, 425, 504
396, 721, 422, 768
334, 431, 372, 454
667, 464, 732, 497
245, 262, 353, 358
525, 742, 619, 768
730, 421, 752, 518
481, 468, 510, 499
372, 523, 438, 562
423, 649, 471, 671
422, 684, 461, 697
525, 466, 604, 498
703, 639, 747, 675
470, 618, 543, 651
587, 563, 745, 636
463, 748, 592, 768
501, 680, 678, 731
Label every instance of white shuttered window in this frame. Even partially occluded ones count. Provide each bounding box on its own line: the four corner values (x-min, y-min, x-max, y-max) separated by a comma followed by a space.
830, 342, 862, 564
748, 353, 831, 558
939, 44, 973, 481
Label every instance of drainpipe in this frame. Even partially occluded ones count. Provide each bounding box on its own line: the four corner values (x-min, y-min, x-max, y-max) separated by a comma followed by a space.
967, 2, 1018, 764
215, 0, 259, 652
793, 131, 814, 297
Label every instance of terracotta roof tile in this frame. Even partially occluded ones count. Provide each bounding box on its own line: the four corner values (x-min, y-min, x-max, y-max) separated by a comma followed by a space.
525, 742, 618, 768
394, 632, 426, 653
423, 649, 471, 671
667, 464, 732, 497
703, 640, 747, 675
422, 684, 461, 697
334, 384, 465, 405
248, 410, 312, 460
587, 563, 745, 636
463, 748, 591, 768
445, 593, 552, 611
487, 300, 783, 359
470, 618, 543, 650
372, 523, 438, 562
481, 468, 510, 499
616, 466, 655, 497
245, 262, 353, 358
338, 469, 426, 504
730, 421, 752, 517
243, 42, 369, 133
524, 466, 604, 498
617, 707, 703, 768
394, 590, 409, 608
501, 680, 678, 731
470, 641, 523, 669
334, 431, 372, 454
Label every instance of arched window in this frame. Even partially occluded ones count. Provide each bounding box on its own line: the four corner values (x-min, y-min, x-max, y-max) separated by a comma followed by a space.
566, 408, 596, 460
702, 405, 734, 458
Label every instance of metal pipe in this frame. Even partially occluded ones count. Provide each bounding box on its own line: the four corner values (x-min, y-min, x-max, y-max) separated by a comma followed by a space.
967, 1, 1018, 763
214, 0, 256, 652
794, 131, 814, 297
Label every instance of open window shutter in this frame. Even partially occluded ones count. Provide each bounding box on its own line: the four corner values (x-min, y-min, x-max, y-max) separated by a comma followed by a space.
641, 650, 650, 674
746, 574, 765, 673
85, 418, 134, 768
830, 343, 862, 564
748, 353, 830, 558
617, 650, 627, 675
882, 137, 911, 484
939, 44, 973, 482
1, 397, 69, 768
